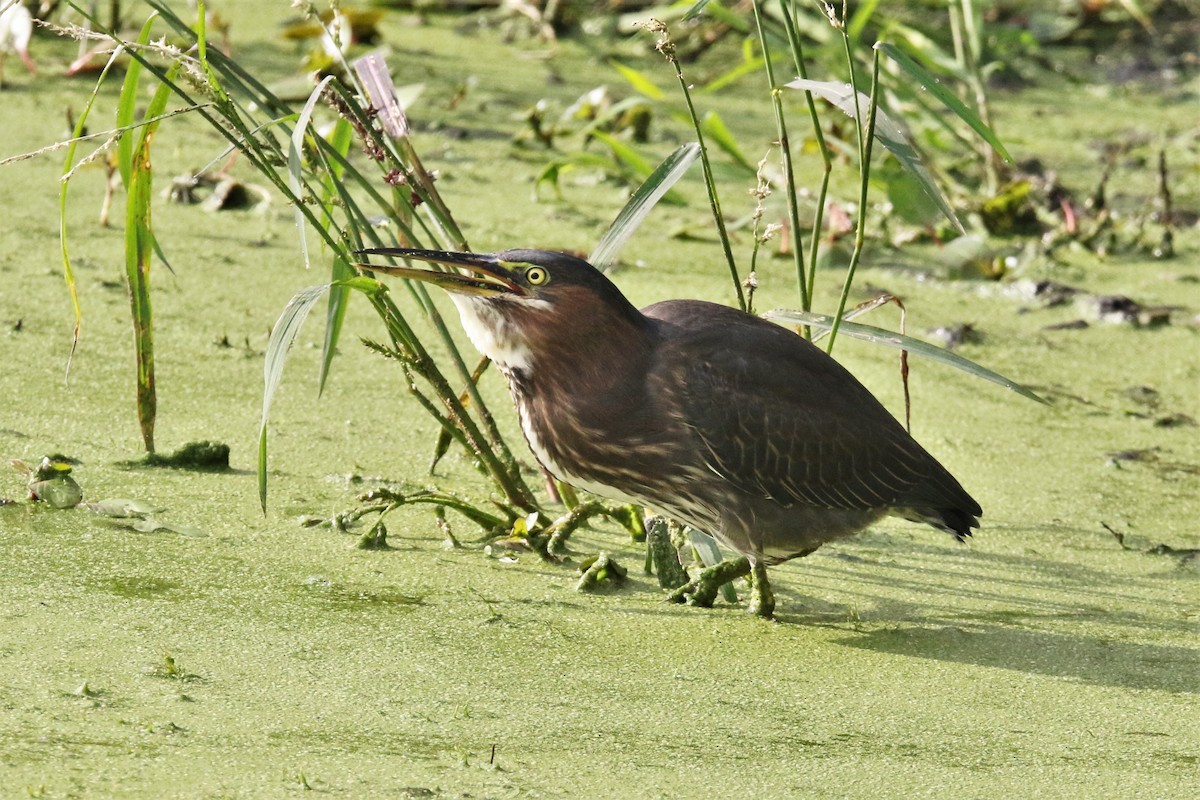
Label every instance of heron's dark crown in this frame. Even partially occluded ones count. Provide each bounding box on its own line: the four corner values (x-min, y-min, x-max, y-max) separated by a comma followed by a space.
491, 250, 640, 316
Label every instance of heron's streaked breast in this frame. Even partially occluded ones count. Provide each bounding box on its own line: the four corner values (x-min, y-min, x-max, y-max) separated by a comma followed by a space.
511, 386, 723, 535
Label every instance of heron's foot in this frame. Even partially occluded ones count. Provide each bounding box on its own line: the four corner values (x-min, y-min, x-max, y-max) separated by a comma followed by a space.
665, 576, 710, 607
746, 561, 776, 620
645, 517, 689, 590
665, 556, 751, 608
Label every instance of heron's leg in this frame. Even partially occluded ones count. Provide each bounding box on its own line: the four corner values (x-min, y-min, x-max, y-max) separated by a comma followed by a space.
746, 560, 775, 619
665, 556, 751, 607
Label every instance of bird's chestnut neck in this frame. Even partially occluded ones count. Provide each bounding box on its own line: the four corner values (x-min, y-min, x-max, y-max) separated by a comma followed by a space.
451, 288, 652, 382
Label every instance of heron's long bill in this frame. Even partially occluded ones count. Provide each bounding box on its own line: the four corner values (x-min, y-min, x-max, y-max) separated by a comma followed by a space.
356, 248, 521, 297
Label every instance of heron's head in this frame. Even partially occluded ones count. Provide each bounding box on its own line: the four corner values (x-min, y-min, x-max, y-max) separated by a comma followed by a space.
356, 248, 646, 374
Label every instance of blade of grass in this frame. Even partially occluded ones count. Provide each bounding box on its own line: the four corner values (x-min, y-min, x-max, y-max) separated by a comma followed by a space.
319, 254, 355, 395
688, 0, 750, 31
125, 157, 156, 453
609, 60, 665, 100
949, 0, 1001, 192
876, 41, 1011, 163
535, 151, 616, 198
752, 0, 809, 319
778, 0, 831, 316
589, 131, 662, 181
683, 0, 713, 21
290, 75, 334, 270
259, 284, 330, 512
763, 308, 1047, 404
590, 142, 699, 270
701, 54, 765, 94
114, 13, 171, 452
825, 46, 882, 355
114, 14, 159, 187
847, 0, 881, 44
194, 0, 229, 107
575, 96, 655, 141
700, 111, 754, 172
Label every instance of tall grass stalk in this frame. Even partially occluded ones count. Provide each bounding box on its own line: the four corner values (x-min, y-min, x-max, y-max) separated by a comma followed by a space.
647, 19, 745, 312
825, 45, 882, 354
948, 0, 1001, 193
653, 2, 1039, 408
750, 0, 808, 319
776, 1, 832, 320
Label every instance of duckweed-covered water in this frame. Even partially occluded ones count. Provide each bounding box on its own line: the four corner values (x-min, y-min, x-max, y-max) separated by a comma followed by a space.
1, 3, 1196, 797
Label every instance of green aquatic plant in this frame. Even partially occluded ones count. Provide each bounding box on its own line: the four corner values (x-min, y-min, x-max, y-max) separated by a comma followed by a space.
44, 1, 542, 524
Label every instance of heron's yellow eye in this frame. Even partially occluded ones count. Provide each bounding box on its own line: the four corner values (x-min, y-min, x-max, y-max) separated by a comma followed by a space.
525, 266, 549, 286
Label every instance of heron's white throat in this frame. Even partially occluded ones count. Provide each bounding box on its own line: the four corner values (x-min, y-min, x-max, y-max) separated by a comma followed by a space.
451, 295, 542, 373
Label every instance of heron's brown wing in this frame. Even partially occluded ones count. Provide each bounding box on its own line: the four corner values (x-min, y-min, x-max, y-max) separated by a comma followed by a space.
682, 357, 943, 510
647, 300, 977, 514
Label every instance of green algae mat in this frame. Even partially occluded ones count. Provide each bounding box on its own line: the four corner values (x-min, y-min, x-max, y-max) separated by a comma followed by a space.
2, 3, 1197, 797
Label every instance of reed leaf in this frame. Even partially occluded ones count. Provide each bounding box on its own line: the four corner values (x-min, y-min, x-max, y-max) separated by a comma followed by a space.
589, 131, 666, 187
701, 54, 765, 94
115, 14, 158, 187
591, 142, 699, 270
120, 42, 177, 453
609, 60, 664, 100
683, 0, 713, 21
762, 309, 1047, 404
699, 111, 754, 172
318, 119, 356, 396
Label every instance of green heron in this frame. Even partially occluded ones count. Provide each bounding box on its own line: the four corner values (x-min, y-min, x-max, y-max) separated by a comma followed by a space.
357, 247, 981, 618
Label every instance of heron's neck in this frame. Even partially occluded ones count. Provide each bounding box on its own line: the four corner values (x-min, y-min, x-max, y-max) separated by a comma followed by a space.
451, 295, 653, 384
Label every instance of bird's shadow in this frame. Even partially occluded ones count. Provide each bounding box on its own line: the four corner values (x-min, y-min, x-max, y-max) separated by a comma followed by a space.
768, 528, 1198, 695
828, 620, 1195, 694
530, 520, 1196, 694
